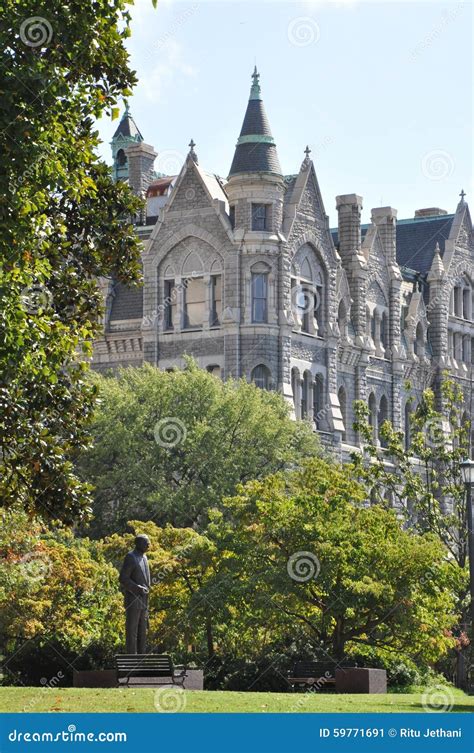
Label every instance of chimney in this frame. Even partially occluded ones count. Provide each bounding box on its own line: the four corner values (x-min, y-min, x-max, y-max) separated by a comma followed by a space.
371, 207, 397, 265
335, 194, 363, 257
414, 208, 448, 218
125, 142, 157, 196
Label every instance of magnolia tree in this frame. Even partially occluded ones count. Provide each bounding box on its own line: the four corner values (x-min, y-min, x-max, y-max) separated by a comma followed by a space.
1, 1, 149, 522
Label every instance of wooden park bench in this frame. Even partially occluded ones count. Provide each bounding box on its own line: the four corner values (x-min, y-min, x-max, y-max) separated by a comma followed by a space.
115, 654, 187, 688
287, 660, 356, 691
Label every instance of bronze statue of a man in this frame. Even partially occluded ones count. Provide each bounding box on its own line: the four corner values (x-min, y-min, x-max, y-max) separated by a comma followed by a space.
119, 534, 151, 654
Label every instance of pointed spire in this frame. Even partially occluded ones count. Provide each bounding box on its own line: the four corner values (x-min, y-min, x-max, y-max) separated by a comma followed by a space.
427, 241, 445, 281
250, 66, 261, 100
112, 105, 143, 141
188, 139, 198, 163
228, 68, 282, 178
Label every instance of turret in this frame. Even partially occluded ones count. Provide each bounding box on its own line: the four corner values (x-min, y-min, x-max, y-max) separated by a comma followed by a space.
110, 105, 144, 182
226, 68, 284, 235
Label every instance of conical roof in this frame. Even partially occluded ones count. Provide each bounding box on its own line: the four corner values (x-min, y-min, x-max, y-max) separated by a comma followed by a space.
228, 68, 282, 177
112, 105, 143, 141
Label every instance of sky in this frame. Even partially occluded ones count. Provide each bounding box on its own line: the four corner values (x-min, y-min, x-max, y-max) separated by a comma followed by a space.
96, 0, 473, 226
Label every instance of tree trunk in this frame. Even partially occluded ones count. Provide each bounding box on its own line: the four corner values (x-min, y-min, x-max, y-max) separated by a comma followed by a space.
206, 615, 214, 659
332, 616, 345, 661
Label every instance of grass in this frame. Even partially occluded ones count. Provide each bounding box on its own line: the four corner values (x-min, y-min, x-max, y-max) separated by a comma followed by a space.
0, 687, 472, 713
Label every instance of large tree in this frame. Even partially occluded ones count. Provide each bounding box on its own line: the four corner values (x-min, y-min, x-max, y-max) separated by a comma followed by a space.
78, 361, 319, 536
351, 378, 472, 683
218, 458, 462, 664
0, 1, 145, 522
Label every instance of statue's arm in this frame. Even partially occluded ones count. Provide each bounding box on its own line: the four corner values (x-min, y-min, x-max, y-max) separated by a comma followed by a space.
119, 553, 143, 596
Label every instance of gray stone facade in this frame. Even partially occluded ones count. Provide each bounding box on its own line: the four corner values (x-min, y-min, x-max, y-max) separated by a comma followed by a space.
93, 73, 474, 458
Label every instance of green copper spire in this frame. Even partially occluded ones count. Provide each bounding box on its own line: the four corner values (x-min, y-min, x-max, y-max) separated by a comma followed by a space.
249, 66, 261, 100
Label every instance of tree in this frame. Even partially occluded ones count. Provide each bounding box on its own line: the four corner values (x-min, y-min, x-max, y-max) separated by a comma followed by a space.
0, 507, 122, 684
0, 1, 145, 522
218, 458, 462, 665
351, 377, 472, 684
351, 378, 470, 571
78, 361, 320, 536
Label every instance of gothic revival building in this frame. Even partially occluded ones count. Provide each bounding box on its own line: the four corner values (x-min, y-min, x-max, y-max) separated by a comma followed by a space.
93, 68, 474, 455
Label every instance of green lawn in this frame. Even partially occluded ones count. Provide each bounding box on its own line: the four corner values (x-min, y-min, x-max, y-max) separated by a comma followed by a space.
1, 687, 472, 713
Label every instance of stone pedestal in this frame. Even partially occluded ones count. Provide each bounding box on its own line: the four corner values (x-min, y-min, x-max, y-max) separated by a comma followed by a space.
335, 667, 387, 694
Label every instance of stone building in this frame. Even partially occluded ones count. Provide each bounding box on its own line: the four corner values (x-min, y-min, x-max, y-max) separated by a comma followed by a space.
93, 69, 474, 455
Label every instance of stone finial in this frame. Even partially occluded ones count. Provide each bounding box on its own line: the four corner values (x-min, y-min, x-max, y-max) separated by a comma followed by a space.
427, 242, 445, 281
301, 145, 312, 171
188, 139, 198, 163
459, 189, 466, 203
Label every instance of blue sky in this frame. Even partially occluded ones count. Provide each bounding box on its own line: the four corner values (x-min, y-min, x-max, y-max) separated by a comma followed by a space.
96, 0, 472, 226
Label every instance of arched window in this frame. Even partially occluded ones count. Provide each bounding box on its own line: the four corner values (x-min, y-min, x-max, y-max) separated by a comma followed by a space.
368, 393, 377, 443
378, 395, 389, 447
116, 148, 127, 166
338, 385, 347, 441
251, 364, 271, 390
414, 322, 424, 356
313, 373, 324, 428
251, 269, 269, 323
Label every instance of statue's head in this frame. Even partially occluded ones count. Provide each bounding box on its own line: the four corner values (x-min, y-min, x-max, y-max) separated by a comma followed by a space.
134, 534, 150, 553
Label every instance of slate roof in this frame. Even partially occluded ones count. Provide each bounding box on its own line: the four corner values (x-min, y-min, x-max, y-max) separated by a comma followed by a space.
396, 214, 454, 274
330, 214, 455, 275
239, 99, 273, 138
112, 110, 143, 141
229, 141, 282, 176
109, 282, 143, 322
228, 76, 282, 177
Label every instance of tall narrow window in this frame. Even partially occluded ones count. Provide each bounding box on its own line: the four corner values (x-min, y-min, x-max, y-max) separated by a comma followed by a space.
338, 386, 347, 441
164, 279, 176, 330
414, 322, 424, 356
183, 277, 205, 329
251, 203, 267, 231
381, 312, 389, 350
251, 364, 271, 390
302, 371, 311, 418
313, 374, 324, 428
251, 272, 268, 323
368, 393, 377, 443
314, 274, 324, 334
229, 205, 235, 230
338, 301, 348, 339
404, 402, 412, 451
211, 275, 222, 326
378, 395, 389, 447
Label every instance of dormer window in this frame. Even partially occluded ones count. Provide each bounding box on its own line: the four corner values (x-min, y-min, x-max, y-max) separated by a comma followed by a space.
251, 203, 268, 231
